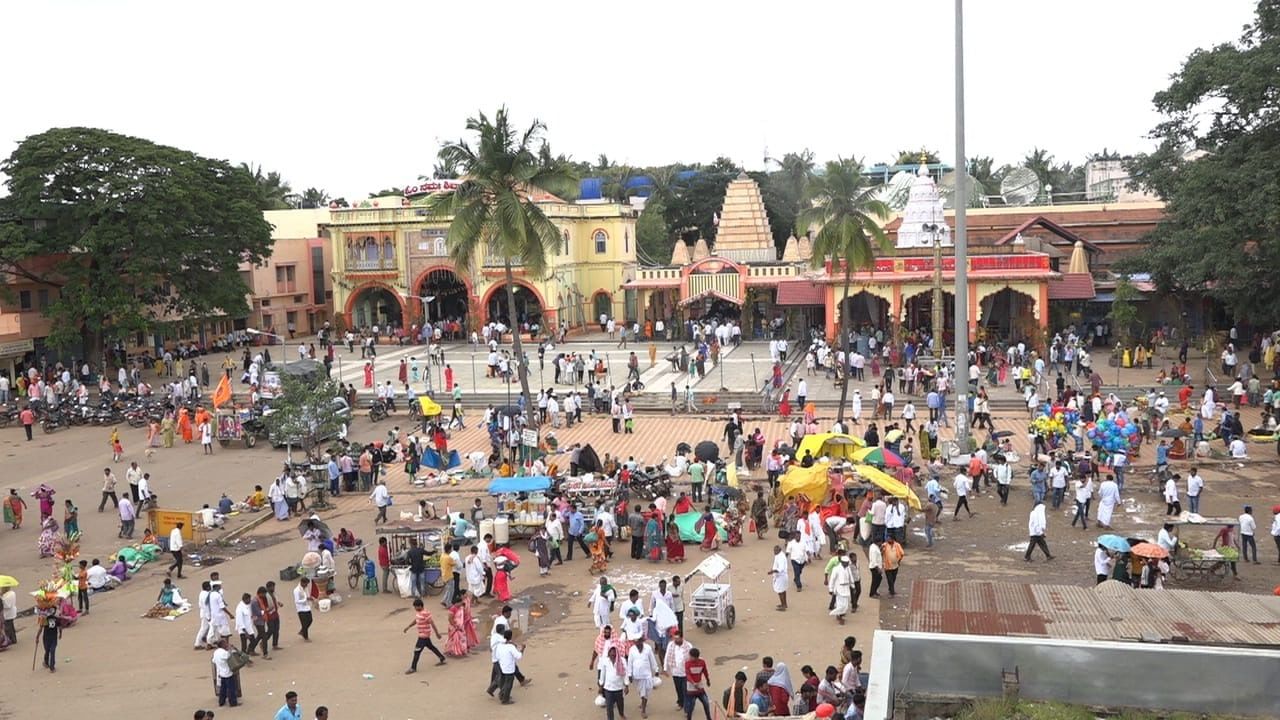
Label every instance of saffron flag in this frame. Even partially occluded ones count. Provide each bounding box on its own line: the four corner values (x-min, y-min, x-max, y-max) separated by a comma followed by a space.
212, 374, 232, 408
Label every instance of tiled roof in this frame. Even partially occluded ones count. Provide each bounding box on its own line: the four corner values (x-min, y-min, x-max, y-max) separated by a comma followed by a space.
775, 280, 825, 306
1048, 272, 1096, 300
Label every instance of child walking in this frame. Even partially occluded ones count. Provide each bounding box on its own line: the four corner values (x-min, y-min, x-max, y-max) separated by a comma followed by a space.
110, 427, 123, 462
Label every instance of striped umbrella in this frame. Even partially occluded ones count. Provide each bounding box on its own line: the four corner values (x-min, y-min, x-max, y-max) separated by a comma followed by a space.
851, 446, 906, 468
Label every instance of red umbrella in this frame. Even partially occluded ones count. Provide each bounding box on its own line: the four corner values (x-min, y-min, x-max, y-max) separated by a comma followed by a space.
1131, 542, 1169, 559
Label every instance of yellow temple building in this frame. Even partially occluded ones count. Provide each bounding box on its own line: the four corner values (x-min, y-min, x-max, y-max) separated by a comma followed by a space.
323, 191, 638, 333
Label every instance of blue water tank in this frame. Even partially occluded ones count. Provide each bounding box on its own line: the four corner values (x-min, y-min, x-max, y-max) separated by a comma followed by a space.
625, 175, 654, 197
579, 177, 603, 200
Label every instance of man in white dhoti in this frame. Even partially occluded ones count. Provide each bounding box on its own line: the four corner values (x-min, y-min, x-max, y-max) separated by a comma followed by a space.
768, 545, 789, 611
1096, 475, 1120, 529
851, 390, 863, 424
465, 546, 487, 599
827, 555, 855, 624
589, 577, 615, 629
627, 635, 660, 717
805, 508, 823, 560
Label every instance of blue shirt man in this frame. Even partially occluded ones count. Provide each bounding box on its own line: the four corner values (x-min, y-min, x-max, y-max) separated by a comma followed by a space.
568, 508, 586, 537
274, 692, 302, 720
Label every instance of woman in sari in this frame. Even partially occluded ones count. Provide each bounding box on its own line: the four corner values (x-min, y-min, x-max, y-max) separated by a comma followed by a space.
696, 506, 720, 552
665, 517, 685, 563
493, 545, 519, 601
35, 485, 56, 523
589, 526, 610, 575
178, 408, 193, 444
461, 594, 481, 650
37, 517, 60, 558
530, 528, 551, 576
4, 489, 27, 529
778, 389, 792, 419
63, 500, 79, 539
444, 599, 470, 657
643, 512, 663, 563
147, 419, 161, 448
161, 412, 175, 448
363, 362, 374, 389
767, 662, 796, 716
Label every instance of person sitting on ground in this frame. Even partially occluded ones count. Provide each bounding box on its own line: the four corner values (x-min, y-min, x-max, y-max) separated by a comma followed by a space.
156, 577, 186, 608
416, 499, 438, 521
246, 485, 267, 511
86, 558, 120, 591
141, 528, 158, 546
217, 493, 234, 515
336, 528, 359, 550
200, 504, 226, 529
108, 557, 130, 584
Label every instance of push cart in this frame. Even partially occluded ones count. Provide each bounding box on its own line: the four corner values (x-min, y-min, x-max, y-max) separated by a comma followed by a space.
215, 407, 259, 448
687, 552, 736, 634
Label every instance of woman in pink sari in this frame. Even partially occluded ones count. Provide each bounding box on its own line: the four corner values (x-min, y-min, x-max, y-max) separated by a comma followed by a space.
461, 594, 480, 650
444, 599, 470, 657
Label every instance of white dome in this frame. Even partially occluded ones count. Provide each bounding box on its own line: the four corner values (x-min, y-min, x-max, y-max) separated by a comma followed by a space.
895, 163, 952, 249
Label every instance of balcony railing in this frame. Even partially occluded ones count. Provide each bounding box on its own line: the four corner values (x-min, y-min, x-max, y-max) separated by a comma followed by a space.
348, 258, 398, 272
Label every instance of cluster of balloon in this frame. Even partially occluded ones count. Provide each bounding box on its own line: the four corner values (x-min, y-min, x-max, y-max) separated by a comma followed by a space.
1086, 414, 1138, 453
1031, 404, 1079, 438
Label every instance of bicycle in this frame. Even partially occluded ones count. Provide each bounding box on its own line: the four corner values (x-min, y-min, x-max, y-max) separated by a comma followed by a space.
347, 545, 369, 590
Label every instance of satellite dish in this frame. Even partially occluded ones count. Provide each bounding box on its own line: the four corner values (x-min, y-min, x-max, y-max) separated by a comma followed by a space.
875, 170, 915, 210
937, 171, 984, 210
1000, 167, 1041, 206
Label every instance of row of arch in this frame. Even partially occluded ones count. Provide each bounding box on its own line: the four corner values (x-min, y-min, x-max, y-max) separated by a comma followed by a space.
343, 266, 618, 330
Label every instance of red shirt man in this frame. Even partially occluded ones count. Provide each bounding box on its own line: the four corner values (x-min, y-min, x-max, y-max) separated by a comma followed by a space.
685, 647, 711, 702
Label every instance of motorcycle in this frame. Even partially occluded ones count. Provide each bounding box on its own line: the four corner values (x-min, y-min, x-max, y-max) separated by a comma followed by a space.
41, 408, 70, 434
369, 398, 389, 423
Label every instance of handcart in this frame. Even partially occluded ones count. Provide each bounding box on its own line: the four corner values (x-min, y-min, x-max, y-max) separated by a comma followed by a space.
215, 406, 259, 448
376, 527, 446, 594
687, 552, 735, 634
1170, 549, 1233, 584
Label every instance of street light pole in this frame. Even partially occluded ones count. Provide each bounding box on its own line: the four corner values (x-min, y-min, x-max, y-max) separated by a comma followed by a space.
923, 223, 944, 361
953, 0, 971, 450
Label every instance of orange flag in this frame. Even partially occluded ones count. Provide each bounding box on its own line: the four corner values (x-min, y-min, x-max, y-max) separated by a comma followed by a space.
212, 374, 232, 408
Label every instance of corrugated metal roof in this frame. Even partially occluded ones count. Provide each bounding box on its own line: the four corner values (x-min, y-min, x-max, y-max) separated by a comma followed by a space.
908, 579, 1280, 649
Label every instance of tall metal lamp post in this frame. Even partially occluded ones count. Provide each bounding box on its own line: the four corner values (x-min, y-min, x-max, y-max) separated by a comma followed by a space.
953, 0, 971, 451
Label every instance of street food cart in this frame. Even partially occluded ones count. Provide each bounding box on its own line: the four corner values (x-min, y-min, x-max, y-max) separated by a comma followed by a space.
688, 552, 736, 634
488, 475, 552, 539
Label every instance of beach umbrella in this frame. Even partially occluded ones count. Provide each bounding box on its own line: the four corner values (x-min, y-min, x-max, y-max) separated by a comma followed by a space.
883, 429, 904, 443
852, 464, 922, 510
1096, 534, 1130, 553
1130, 542, 1170, 559
0, 575, 18, 589
852, 446, 905, 468
694, 441, 720, 462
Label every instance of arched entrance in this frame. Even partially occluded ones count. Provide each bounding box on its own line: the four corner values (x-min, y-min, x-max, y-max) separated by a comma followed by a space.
903, 290, 955, 335
980, 288, 1038, 343
592, 291, 613, 323
485, 282, 543, 328
840, 291, 890, 332
348, 285, 404, 330
419, 268, 470, 328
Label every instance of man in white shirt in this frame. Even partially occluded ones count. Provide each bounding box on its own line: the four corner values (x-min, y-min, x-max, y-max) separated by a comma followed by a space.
1, 586, 17, 645
209, 582, 233, 639
493, 629, 524, 704
1071, 477, 1093, 530
370, 479, 391, 525
1240, 506, 1258, 563
1229, 437, 1248, 459
1094, 546, 1114, 584
294, 577, 313, 641
993, 456, 1013, 506
212, 637, 239, 707
786, 534, 809, 591
1186, 467, 1204, 515
125, 462, 143, 504
1272, 507, 1280, 564
1049, 462, 1069, 508
194, 580, 214, 649
167, 522, 186, 578
952, 472, 973, 519
883, 498, 906, 544
1164, 475, 1183, 516
663, 632, 694, 708
627, 635, 659, 716
1025, 501, 1052, 561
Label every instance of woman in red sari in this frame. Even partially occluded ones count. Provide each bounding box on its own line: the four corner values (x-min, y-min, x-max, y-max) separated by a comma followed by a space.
778, 389, 792, 419
178, 407, 193, 444
696, 506, 720, 551
664, 517, 685, 563
363, 362, 374, 389
492, 545, 519, 601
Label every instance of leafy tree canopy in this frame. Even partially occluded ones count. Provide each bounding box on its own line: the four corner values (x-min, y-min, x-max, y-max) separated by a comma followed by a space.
1122, 0, 1280, 323
262, 373, 346, 458
240, 162, 294, 210
0, 127, 274, 358
894, 149, 940, 165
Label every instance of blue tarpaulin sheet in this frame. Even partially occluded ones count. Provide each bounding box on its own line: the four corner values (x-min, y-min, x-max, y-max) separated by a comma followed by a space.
422, 448, 461, 471
487, 476, 552, 494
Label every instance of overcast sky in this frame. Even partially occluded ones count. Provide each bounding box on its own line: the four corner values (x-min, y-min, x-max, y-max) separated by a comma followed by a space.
3, 0, 1259, 200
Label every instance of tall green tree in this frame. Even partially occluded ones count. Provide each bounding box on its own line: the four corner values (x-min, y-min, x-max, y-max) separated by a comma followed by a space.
0, 127, 273, 361
262, 373, 347, 467
1022, 147, 1055, 198
424, 108, 576, 428
894, 149, 940, 165
239, 162, 294, 210
1108, 278, 1142, 343
635, 197, 672, 265
759, 150, 816, 248
797, 158, 891, 423
1122, 0, 1280, 323
966, 156, 1002, 197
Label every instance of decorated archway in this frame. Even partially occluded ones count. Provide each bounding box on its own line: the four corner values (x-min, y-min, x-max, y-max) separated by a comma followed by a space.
901, 288, 955, 336
416, 267, 471, 328
979, 287, 1039, 343
484, 281, 545, 327
346, 283, 406, 330
839, 290, 891, 332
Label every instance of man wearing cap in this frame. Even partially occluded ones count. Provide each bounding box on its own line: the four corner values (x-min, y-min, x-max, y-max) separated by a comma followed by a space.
827, 553, 855, 624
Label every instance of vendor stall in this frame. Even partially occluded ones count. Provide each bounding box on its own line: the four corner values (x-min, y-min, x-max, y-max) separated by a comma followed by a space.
488, 476, 552, 540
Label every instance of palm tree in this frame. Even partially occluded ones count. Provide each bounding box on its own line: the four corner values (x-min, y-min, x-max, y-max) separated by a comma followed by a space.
797, 158, 891, 424
300, 187, 330, 209
239, 162, 293, 210
424, 108, 576, 428
966, 156, 1002, 198
1022, 148, 1055, 199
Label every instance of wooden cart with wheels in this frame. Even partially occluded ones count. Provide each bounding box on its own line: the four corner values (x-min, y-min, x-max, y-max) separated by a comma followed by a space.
215, 407, 257, 449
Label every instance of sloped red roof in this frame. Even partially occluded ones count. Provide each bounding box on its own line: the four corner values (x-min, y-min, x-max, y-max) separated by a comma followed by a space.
1048, 272, 1096, 300
995, 216, 1101, 253
775, 280, 825, 306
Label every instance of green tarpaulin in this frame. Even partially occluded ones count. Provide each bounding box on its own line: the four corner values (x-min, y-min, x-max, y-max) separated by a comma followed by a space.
672, 511, 728, 543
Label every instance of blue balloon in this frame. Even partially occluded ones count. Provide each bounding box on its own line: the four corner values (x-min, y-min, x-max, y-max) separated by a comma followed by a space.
1125, 425, 1137, 436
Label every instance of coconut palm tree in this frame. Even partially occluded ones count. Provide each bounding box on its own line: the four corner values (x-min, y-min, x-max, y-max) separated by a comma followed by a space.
300, 187, 330, 209
797, 158, 891, 423
238, 162, 293, 210
424, 108, 576, 427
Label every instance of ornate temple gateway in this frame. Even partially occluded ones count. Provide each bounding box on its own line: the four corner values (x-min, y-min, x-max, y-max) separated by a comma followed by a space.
628, 164, 1093, 346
